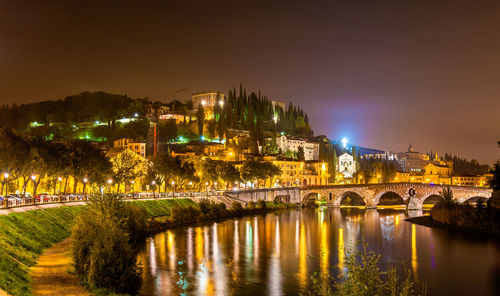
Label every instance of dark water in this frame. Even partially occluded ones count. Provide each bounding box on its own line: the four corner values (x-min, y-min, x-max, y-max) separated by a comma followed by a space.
138, 208, 500, 296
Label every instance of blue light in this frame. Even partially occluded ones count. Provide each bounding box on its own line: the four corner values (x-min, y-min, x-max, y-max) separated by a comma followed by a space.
201, 135, 205, 141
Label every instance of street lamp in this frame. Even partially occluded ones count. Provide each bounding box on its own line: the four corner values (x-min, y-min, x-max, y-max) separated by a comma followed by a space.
2, 172, 9, 197
82, 178, 88, 195
171, 181, 175, 195
151, 180, 156, 198
219, 100, 224, 107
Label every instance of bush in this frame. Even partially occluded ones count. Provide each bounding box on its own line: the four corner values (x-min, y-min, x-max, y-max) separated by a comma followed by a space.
303, 243, 425, 296
431, 201, 500, 232
198, 198, 211, 214
256, 200, 267, 209
247, 201, 256, 209
72, 208, 142, 294
170, 205, 200, 224
232, 202, 243, 211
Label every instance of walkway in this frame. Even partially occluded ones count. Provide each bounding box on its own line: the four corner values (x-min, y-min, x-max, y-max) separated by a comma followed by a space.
30, 238, 89, 296
0, 202, 87, 216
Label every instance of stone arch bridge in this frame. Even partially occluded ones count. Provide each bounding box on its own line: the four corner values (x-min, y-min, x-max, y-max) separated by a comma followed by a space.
223, 183, 492, 210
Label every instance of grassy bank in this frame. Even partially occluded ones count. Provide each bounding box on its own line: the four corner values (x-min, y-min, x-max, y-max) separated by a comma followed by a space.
0, 206, 82, 295
0, 198, 199, 295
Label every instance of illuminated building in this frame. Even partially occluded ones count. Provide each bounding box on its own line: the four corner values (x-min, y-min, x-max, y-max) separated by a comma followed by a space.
337, 152, 356, 178
451, 175, 488, 187
266, 135, 319, 160
397, 144, 430, 172
114, 138, 146, 157
192, 91, 224, 109
263, 156, 330, 186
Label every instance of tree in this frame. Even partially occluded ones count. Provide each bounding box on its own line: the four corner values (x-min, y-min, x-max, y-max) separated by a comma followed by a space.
111, 150, 143, 193
440, 186, 454, 205
197, 103, 204, 137
240, 160, 281, 188
489, 141, 500, 192
297, 146, 305, 161
219, 162, 241, 189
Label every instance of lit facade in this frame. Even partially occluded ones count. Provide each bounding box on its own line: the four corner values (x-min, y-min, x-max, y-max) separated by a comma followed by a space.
337, 152, 356, 178
268, 135, 319, 160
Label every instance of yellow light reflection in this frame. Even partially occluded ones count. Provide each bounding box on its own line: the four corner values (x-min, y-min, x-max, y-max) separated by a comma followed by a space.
411, 224, 418, 280
298, 224, 307, 288
167, 230, 175, 271
338, 228, 344, 272
320, 220, 329, 278
196, 227, 203, 261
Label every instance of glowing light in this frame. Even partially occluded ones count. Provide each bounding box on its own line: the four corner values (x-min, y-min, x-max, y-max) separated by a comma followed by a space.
30, 175, 36, 181
107, 179, 113, 184
3, 173, 8, 179
134, 113, 139, 117
83, 178, 88, 183
201, 100, 206, 106
58, 177, 62, 181
171, 181, 175, 185
201, 135, 205, 141
219, 100, 224, 107
151, 180, 156, 185
412, 224, 418, 280
341, 137, 348, 148
273, 115, 278, 123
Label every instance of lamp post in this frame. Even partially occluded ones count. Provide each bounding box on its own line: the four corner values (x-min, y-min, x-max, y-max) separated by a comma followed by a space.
171, 181, 175, 196
82, 178, 88, 197
151, 180, 156, 198
107, 179, 113, 194
31, 175, 37, 204
2, 172, 8, 197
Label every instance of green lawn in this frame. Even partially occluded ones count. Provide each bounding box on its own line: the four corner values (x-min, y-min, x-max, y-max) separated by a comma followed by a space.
0, 198, 196, 296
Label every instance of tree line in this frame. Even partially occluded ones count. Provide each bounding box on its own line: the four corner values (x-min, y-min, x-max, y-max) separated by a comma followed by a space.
0, 128, 282, 197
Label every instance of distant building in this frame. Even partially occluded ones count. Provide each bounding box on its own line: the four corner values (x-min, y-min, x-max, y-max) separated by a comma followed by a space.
337, 152, 356, 178
263, 155, 330, 186
362, 151, 398, 161
267, 135, 319, 160
451, 175, 488, 187
185, 140, 225, 156
192, 91, 225, 109
113, 138, 146, 157
397, 145, 430, 172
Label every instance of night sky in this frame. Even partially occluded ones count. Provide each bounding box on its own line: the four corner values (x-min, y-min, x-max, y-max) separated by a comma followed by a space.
1, 1, 499, 163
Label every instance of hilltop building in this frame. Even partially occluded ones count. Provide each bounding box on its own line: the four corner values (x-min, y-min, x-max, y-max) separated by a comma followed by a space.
337, 152, 356, 178
266, 135, 319, 160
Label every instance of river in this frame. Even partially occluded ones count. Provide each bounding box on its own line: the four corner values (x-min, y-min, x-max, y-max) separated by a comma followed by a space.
138, 208, 500, 295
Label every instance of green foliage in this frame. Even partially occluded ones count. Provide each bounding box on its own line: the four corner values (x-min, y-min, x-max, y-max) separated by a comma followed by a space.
72, 195, 144, 294
232, 202, 243, 211
303, 244, 425, 296
439, 186, 455, 205
247, 201, 256, 209
169, 205, 201, 224
256, 199, 267, 209
129, 199, 193, 218
72, 208, 142, 294
297, 146, 305, 161
0, 206, 82, 296
240, 160, 281, 186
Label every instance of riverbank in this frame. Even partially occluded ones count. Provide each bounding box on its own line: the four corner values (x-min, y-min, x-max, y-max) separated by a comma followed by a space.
0, 198, 291, 295
406, 214, 500, 235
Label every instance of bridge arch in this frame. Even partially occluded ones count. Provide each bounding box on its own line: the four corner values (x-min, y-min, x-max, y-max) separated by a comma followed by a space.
373, 191, 405, 207
302, 192, 322, 206
337, 191, 366, 206
463, 196, 489, 205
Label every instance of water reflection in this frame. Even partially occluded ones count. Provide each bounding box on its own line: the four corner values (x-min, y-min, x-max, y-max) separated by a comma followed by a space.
139, 208, 500, 296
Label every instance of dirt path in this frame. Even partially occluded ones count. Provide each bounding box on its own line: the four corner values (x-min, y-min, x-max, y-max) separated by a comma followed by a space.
30, 238, 89, 296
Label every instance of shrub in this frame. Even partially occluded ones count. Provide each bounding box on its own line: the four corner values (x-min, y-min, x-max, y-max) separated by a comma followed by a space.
256, 199, 267, 209
232, 202, 243, 211
199, 198, 211, 214
72, 208, 142, 294
303, 243, 425, 296
247, 201, 256, 209
170, 205, 200, 224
